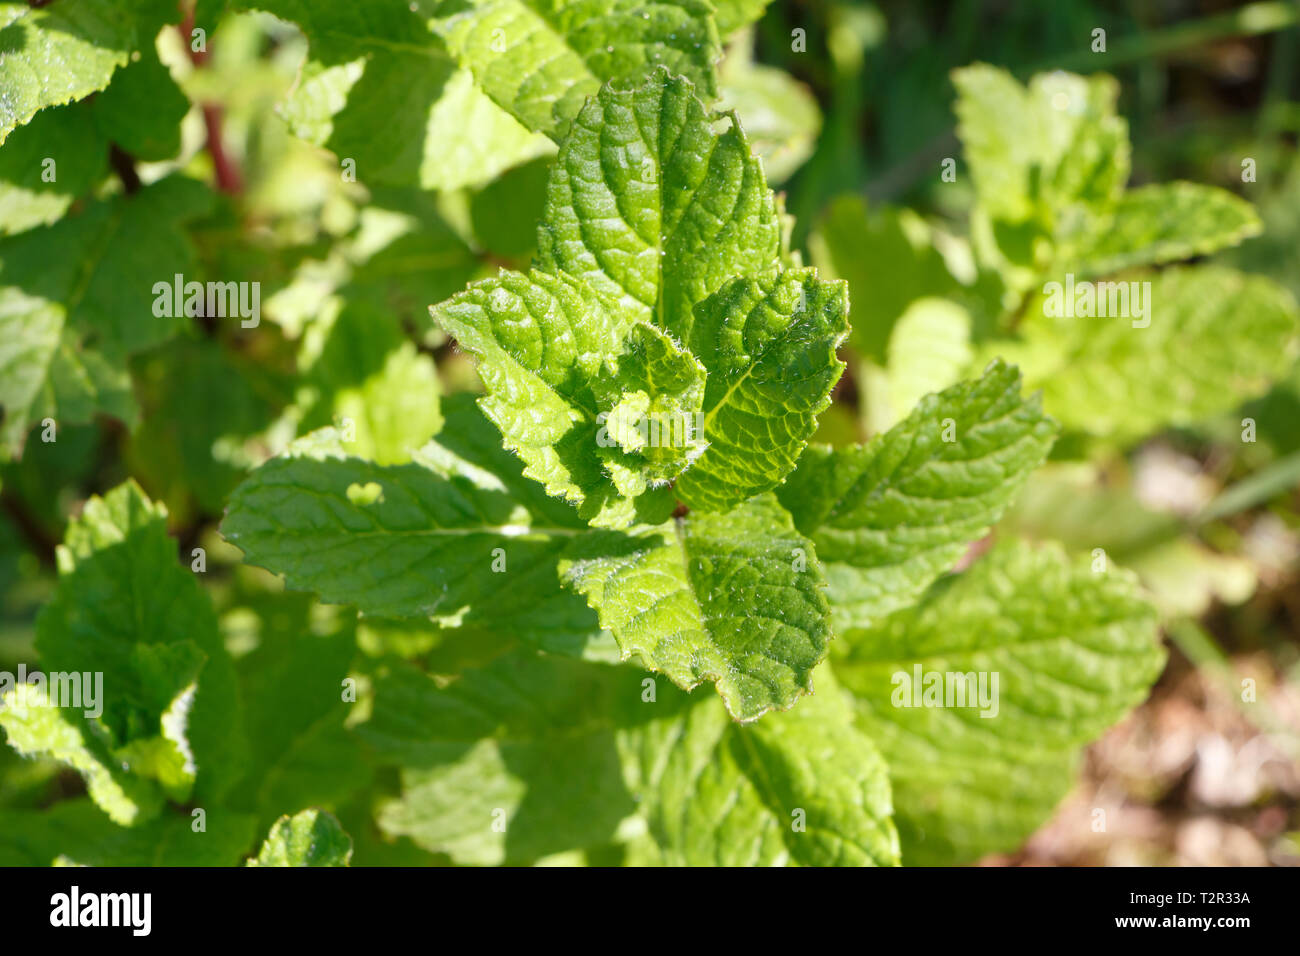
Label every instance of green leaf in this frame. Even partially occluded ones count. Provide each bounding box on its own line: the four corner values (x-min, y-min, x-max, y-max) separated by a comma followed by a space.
434, 0, 721, 139
29, 334, 138, 441
432, 268, 699, 527
363, 652, 646, 865
875, 297, 973, 432
536, 67, 780, 343
717, 55, 819, 184
0, 0, 176, 145
809, 196, 958, 362
595, 320, 709, 483
220, 420, 609, 657
255, 1, 554, 191
298, 301, 443, 465
0, 800, 256, 866
367, 650, 896, 866
711, 0, 772, 35
35, 480, 244, 806
834, 541, 1164, 864
623, 664, 899, 865
231, 595, 370, 824
248, 809, 353, 866
1062, 182, 1262, 277
431, 391, 612, 534
291, 59, 553, 191
89, 41, 189, 162
468, 156, 552, 261
778, 360, 1058, 631
1000, 464, 1261, 618
674, 269, 848, 513
221, 428, 572, 623
0, 102, 107, 238
0, 175, 214, 358
954, 65, 1131, 291
0, 686, 163, 826
424, 395, 626, 659
104, 642, 206, 803
331, 344, 444, 465
559, 494, 832, 721
0, 289, 62, 453
0, 177, 211, 449
1020, 266, 1300, 440
953, 64, 1128, 225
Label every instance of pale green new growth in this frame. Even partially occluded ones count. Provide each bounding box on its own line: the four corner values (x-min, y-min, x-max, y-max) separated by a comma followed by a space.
950, 65, 1297, 449
954, 65, 1128, 226
432, 269, 700, 527
674, 270, 848, 513
437, 69, 830, 525
955, 65, 1263, 284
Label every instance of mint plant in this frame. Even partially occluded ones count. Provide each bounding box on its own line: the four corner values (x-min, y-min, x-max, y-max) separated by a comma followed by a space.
813, 65, 1300, 625
1, 3, 1293, 868
219, 64, 1160, 866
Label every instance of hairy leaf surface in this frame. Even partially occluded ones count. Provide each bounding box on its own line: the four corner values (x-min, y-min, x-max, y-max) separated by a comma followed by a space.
433, 269, 701, 526
674, 270, 848, 513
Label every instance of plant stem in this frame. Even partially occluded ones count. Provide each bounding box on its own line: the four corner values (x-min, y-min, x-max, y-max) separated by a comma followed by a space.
1193, 450, 1300, 527
1036, 2, 1300, 75
179, 10, 244, 195
108, 144, 141, 196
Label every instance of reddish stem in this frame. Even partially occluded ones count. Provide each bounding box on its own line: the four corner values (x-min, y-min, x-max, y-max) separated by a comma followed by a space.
179, 9, 243, 195
200, 103, 244, 194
